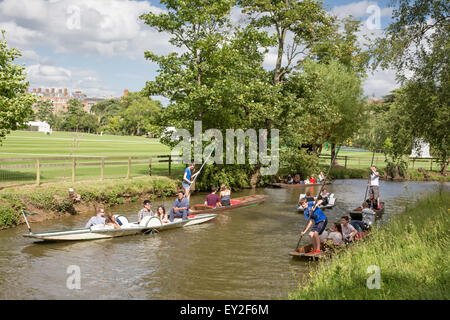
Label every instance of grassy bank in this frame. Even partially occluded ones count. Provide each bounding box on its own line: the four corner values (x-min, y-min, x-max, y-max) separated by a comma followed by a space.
289, 191, 450, 300
0, 176, 179, 229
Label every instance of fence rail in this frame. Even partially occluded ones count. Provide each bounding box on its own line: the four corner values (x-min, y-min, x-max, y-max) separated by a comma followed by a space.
0, 155, 185, 188
318, 155, 446, 171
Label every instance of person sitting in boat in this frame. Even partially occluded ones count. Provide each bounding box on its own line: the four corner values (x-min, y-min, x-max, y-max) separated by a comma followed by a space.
341, 216, 358, 243
104, 214, 120, 229
156, 205, 169, 223
367, 166, 381, 210
138, 200, 154, 224
350, 219, 365, 233
317, 188, 329, 206
327, 223, 343, 244
361, 202, 376, 228
318, 171, 325, 182
205, 187, 222, 208
293, 174, 301, 184
299, 197, 327, 254
85, 208, 106, 228
284, 175, 294, 184
305, 191, 315, 202
169, 191, 190, 222
183, 163, 200, 200
365, 194, 378, 209
219, 184, 231, 206
309, 174, 316, 184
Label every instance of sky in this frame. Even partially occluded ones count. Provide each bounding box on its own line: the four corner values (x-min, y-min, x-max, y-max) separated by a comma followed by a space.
0, 0, 398, 102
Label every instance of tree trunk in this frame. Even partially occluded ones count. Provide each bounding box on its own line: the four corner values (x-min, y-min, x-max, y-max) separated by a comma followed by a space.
440, 159, 448, 176
330, 143, 340, 167
274, 28, 287, 85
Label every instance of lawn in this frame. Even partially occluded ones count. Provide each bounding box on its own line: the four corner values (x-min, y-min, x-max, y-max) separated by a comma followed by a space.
0, 131, 185, 187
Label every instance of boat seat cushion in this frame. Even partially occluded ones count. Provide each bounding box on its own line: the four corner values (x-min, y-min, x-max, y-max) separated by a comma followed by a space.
230, 200, 242, 205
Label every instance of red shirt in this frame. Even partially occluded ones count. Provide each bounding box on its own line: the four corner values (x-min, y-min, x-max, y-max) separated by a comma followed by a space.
309, 178, 316, 183
206, 193, 220, 207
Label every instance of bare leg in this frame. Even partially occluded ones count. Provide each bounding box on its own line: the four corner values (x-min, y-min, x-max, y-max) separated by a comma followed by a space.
312, 232, 320, 251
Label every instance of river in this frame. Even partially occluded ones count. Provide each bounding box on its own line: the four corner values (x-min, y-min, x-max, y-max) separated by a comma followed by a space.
0, 180, 448, 299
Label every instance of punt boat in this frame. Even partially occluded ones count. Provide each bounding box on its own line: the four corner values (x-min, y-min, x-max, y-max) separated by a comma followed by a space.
269, 183, 323, 188
189, 194, 268, 214
23, 213, 217, 242
349, 202, 385, 220
296, 193, 337, 213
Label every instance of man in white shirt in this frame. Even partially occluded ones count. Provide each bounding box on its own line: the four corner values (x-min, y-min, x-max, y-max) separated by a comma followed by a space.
367, 166, 381, 209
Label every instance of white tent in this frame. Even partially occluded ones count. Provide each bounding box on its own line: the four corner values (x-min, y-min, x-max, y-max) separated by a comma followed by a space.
410, 138, 431, 158
27, 121, 52, 134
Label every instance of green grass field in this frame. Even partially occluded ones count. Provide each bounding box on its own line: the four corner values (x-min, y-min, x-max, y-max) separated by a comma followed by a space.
0, 131, 185, 187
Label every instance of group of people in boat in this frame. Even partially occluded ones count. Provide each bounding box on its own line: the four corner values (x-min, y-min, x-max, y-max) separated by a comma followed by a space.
84, 162, 235, 229
283, 172, 325, 184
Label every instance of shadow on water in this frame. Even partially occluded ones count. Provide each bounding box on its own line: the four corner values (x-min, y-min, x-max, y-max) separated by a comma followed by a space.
0, 179, 448, 299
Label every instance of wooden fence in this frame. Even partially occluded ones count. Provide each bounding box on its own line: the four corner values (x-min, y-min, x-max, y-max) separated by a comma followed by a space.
0, 155, 184, 187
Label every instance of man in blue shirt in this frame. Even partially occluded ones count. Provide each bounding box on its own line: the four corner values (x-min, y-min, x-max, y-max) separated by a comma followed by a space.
182, 163, 199, 199
85, 208, 106, 228
169, 191, 190, 222
299, 197, 328, 254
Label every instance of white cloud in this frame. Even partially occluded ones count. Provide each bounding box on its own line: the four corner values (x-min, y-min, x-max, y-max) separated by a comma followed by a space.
0, 0, 172, 58
364, 68, 399, 98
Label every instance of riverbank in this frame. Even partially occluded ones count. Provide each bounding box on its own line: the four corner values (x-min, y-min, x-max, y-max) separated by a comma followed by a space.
0, 176, 178, 229
289, 191, 450, 299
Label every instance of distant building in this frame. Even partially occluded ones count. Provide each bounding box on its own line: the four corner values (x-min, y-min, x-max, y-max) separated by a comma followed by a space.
26, 121, 52, 134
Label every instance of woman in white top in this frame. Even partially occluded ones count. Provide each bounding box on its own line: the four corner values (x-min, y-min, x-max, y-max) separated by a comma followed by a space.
327, 222, 343, 244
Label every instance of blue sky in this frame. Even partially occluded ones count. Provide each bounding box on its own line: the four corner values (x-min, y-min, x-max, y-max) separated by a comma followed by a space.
0, 0, 398, 102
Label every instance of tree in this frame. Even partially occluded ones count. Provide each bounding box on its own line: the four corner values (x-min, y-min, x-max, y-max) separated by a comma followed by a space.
35, 99, 55, 127
120, 94, 162, 136
0, 31, 35, 142
90, 98, 123, 126
373, 0, 449, 173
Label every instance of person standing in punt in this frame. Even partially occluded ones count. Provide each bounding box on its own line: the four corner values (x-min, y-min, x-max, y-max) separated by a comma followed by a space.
138, 200, 153, 224
169, 191, 190, 222
299, 197, 327, 254
183, 163, 200, 200
368, 166, 381, 209
85, 208, 106, 228
219, 184, 231, 206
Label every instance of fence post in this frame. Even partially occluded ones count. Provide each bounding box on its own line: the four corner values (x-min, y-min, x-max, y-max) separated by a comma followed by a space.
36, 159, 40, 186
358, 157, 360, 168
127, 157, 131, 179
168, 155, 172, 176
430, 158, 433, 171
344, 156, 347, 169
149, 156, 152, 176
412, 158, 415, 169
72, 158, 76, 183
101, 157, 105, 181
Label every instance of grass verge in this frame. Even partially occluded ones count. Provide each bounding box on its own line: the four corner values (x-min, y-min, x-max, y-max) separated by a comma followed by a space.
0, 176, 179, 229
289, 191, 450, 300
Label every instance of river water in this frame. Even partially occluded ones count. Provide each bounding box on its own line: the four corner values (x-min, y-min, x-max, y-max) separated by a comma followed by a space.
0, 180, 448, 299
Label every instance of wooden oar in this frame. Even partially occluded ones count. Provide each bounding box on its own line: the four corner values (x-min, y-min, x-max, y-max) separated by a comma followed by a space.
188, 147, 215, 197
293, 145, 341, 252
363, 150, 376, 203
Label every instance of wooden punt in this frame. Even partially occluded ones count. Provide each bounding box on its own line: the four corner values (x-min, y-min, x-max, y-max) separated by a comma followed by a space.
23, 213, 217, 242
349, 202, 385, 220
189, 194, 268, 214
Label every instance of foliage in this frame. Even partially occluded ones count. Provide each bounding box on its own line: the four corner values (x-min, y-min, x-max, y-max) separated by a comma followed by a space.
0, 31, 36, 142
34, 99, 55, 127
0, 176, 178, 229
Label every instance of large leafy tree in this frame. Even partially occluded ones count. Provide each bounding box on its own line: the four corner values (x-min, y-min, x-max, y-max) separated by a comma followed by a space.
373, 0, 449, 173
0, 31, 35, 142
119, 93, 162, 136
34, 99, 55, 127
